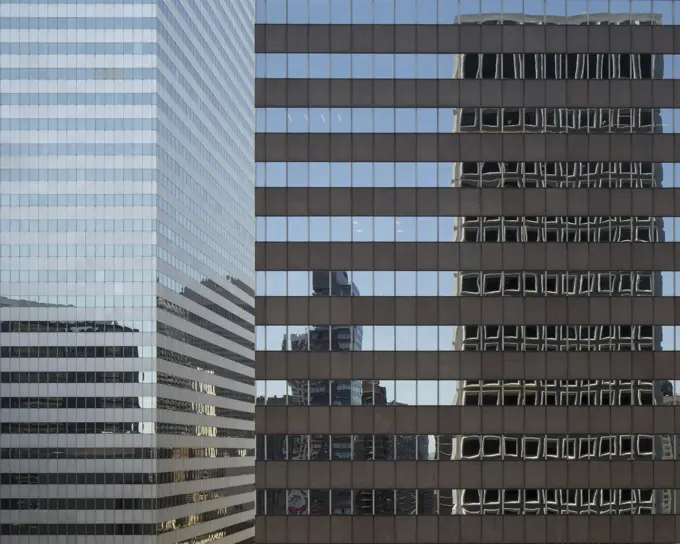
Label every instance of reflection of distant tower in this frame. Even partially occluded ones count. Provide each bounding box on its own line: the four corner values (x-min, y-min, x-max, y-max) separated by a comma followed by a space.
357, 381, 396, 515
282, 271, 362, 515
286, 272, 363, 411
448, 11, 667, 517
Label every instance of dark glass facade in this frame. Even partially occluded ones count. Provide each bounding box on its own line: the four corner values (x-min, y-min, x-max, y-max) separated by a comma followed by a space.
256, 0, 680, 542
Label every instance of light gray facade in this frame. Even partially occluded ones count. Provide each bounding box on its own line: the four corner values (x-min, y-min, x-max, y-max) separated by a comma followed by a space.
0, 1, 256, 542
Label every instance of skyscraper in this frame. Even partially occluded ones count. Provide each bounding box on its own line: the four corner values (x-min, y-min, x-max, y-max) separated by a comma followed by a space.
256, 0, 680, 542
0, 1, 256, 541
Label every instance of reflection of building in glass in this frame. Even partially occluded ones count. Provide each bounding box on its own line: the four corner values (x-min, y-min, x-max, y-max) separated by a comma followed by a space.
0, 299, 141, 366
260, 270, 427, 516
2, 297, 256, 538
357, 381, 391, 514
284, 271, 363, 515
660, 386, 680, 513
449, 11, 669, 517
393, 431, 436, 515
255, 395, 288, 516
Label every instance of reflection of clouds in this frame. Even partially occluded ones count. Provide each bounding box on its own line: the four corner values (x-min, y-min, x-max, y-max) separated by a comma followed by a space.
352, 217, 371, 239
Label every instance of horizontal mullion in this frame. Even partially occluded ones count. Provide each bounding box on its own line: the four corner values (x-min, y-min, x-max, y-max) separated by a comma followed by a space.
255, 133, 680, 162
255, 24, 678, 54
257, 79, 680, 108
256, 461, 680, 488
256, 242, 680, 271
256, 188, 678, 216
256, 295, 676, 325
255, 350, 680, 381
256, 405, 680, 434
256, 515, 680, 544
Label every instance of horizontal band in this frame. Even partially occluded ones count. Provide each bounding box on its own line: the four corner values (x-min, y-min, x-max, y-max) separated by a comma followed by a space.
255, 24, 679, 54
256, 461, 679, 488
256, 514, 680, 544
255, 133, 680, 162
257, 79, 680, 108
256, 188, 678, 216
255, 405, 680, 434
255, 351, 680, 381
256, 242, 680, 271
255, 296, 675, 325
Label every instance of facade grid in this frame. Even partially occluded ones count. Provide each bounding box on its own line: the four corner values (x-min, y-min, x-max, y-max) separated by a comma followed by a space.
255, 0, 680, 543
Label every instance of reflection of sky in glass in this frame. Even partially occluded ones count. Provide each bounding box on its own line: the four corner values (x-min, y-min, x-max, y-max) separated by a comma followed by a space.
258, 160, 680, 401
259, 108, 680, 133
258, 0, 679, 24
257, 162, 455, 187
259, 325, 455, 351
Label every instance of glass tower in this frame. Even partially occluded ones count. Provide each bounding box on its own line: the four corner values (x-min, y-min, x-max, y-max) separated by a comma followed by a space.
0, 1, 256, 542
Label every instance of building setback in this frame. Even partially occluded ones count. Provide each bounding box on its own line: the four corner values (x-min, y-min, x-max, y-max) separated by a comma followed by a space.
0, 1, 257, 542
255, 1, 680, 543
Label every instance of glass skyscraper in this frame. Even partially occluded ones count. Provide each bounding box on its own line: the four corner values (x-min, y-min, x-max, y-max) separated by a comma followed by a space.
0, 1, 256, 542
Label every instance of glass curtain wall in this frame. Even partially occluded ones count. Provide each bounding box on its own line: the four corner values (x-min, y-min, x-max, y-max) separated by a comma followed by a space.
0, 1, 257, 541
256, 0, 680, 542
